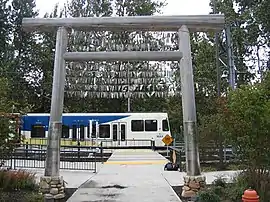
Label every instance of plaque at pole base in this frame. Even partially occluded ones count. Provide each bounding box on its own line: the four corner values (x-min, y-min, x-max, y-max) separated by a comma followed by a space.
39, 176, 66, 201
181, 175, 206, 198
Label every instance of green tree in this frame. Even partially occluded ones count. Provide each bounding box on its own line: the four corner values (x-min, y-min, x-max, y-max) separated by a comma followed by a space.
195, 0, 270, 162
221, 72, 270, 200
0, 78, 19, 167
225, 78, 270, 168
235, 0, 270, 43
166, 96, 182, 138
213, 0, 270, 84
0, 0, 13, 88
198, 97, 228, 168
9, 0, 40, 111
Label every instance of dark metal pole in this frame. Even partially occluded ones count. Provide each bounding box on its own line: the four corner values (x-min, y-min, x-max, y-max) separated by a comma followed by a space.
216, 33, 221, 96
213, 0, 221, 96
226, 25, 236, 89
127, 67, 131, 112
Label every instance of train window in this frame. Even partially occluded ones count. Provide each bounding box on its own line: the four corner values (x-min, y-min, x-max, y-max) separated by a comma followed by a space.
62, 125, 69, 138
121, 124, 126, 141
31, 124, 45, 138
72, 125, 77, 141
145, 120, 157, 132
162, 119, 169, 131
87, 125, 90, 138
99, 124, 110, 138
113, 124, 117, 141
79, 125, 85, 140
19, 127, 22, 136
92, 123, 96, 138
131, 120, 144, 131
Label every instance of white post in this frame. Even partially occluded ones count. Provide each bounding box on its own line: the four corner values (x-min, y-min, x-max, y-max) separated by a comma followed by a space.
96, 121, 99, 140
40, 27, 68, 201
179, 25, 205, 198
89, 120, 92, 139
179, 25, 201, 176
22, 15, 225, 32
45, 27, 68, 177
63, 51, 181, 61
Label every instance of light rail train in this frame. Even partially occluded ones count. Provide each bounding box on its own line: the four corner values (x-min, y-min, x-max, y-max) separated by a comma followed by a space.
19, 113, 171, 147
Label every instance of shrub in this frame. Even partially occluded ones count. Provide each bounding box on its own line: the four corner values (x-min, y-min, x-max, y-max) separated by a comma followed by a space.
225, 170, 270, 202
0, 169, 37, 191
213, 177, 226, 188
223, 171, 250, 202
197, 190, 221, 202
209, 176, 226, 196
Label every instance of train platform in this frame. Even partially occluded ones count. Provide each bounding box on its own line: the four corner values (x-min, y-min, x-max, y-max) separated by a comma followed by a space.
67, 149, 182, 202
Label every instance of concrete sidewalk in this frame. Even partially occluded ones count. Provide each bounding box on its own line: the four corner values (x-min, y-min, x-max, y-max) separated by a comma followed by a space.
162, 170, 241, 186
105, 149, 169, 164
17, 164, 103, 188
67, 149, 181, 202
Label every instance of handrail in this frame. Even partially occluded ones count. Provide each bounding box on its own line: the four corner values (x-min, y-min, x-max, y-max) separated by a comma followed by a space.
13, 148, 98, 154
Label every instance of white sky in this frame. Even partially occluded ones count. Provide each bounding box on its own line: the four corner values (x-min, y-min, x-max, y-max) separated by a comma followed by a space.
36, 0, 212, 17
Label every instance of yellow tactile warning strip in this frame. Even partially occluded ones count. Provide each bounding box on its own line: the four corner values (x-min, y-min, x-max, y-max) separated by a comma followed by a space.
114, 149, 154, 153
104, 160, 168, 165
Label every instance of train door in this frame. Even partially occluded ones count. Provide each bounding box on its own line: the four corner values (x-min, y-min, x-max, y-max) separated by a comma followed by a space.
79, 124, 85, 141
71, 121, 86, 142
112, 122, 126, 145
88, 120, 98, 145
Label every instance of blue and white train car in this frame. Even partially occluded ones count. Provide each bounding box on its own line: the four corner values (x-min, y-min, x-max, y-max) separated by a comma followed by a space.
20, 112, 171, 147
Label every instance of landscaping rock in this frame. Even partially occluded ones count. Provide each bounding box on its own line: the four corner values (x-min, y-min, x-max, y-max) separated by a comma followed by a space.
39, 176, 65, 200
44, 193, 54, 199
181, 175, 206, 198
54, 193, 65, 199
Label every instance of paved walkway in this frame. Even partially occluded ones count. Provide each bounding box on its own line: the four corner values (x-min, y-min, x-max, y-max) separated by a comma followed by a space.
25, 167, 101, 188
67, 149, 181, 202
162, 170, 241, 186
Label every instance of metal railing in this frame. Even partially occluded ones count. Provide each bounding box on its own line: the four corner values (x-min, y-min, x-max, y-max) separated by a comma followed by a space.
21, 138, 99, 146
100, 139, 154, 148
2, 144, 99, 172
1, 140, 238, 172
164, 142, 238, 171
169, 141, 236, 161
22, 138, 155, 148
